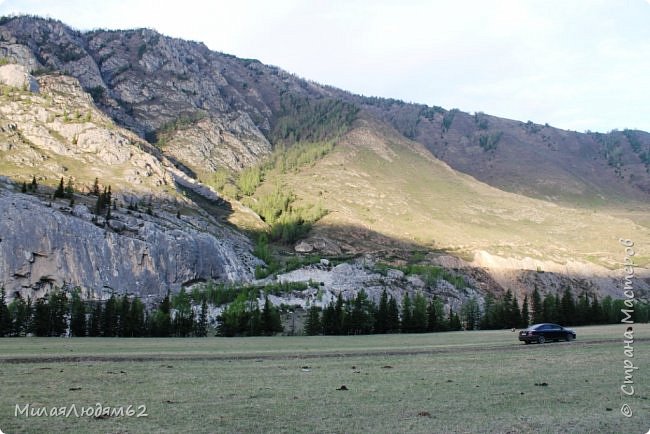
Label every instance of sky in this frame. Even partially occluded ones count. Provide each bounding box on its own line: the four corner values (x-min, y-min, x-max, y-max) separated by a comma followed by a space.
1, 0, 649, 133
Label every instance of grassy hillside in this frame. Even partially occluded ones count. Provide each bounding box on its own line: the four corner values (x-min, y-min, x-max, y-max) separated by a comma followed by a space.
271, 117, 650, 269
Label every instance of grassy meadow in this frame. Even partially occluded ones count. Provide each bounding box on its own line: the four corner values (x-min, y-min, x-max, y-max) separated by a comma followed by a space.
0, 324, 648, 433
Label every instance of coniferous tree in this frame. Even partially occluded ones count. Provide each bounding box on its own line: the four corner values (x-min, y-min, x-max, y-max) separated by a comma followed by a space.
69, 290, 86, 337
590, 295, 605, 324
401, 293, 413, 333
261, 296, 282, 335
118, 295, 131, 337
194, 298, 209, 337
542, 293, 557, 323
0, 288, 11, 337
157, 291, 172, 337
560, 288, 576, 325
304, 305, 322, 335
412, 292, 428, 333
479, 294, 495, 329
448, 308, 462, 330
92, 177, 100, 196
32, 297, 50, 336
64, 177, 74, 198
347, 290, 374, 335
8, 295, 29, 336
30, 175, 38, 191
531, 286, 544, 324
374, 289, 389, 334
54, 177, 65, 199
575, 293, 590, 326
520, 295, 530, 328
102, 294, 118, 337
461, 297, 481, 330
502, 290, 514, 327
88, 303, 102, 337
21, 181, 27, 193
333, 293, 344, 335
48, 291, 68, 336
321, 303, 336, 335
509, 295, 522, 328
130, 297, 146, 336
172, 288, 193, 337
387, 296, 400, 333
427, 298, 438, 332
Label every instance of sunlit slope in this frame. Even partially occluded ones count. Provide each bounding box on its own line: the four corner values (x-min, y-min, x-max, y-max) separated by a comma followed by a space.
282, 118, 650, 269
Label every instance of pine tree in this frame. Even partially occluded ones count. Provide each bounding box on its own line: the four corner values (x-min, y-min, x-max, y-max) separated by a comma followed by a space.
7, 295, 28, 336
64, 177, 74, 198
575, 293, 590, 326
448, 308, 462, 330
387, 296, 400, 333
502, 290, 514, 327
0, 288, 11, 337
412, 292, 428, 333
304, 305, 322, 335
69, 291, 86, 337
401, 293, 413, 333
21, 181, 27, 193
261, 296, 282, 335
560, 288, 576, 325
130, 297, 146, 336
48, 291, 68, 336
32, 297, 49, 336
510, 295, 522, 328
92, 177, 100, 196
520, 295, 530, 328
531, 286, 544, 324
53, 177, 65, 199
102, 294, 118, 337
321, 303, 336, 335
590, 295, 604, 324
118, 295, 131, 337
374, 289, 389, 334
195, 298, 208, 337
88, 303, 102, 337
172, 288, 193, 337
30, 175, 38, 191
461, 297, 480, 330
333, 293, 344, 335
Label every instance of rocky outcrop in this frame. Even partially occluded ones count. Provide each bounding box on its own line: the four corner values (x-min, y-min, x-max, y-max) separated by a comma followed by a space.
0, 186, 258, 299
163, 114, 271, 175
0, 64, 39, 92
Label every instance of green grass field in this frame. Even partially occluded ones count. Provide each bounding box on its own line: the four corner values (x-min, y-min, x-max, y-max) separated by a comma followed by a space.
0, 325, 648, 433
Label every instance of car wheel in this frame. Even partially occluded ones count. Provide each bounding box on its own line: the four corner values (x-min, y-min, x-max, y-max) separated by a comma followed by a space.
524, 341, 530, 345
565, 334, 574, 342
538, 336, 545, 344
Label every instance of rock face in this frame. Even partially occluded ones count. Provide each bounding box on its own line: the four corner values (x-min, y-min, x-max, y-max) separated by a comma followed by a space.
0, 187, 258, 298
0, 64, 39, 92
163, 114, 271, 175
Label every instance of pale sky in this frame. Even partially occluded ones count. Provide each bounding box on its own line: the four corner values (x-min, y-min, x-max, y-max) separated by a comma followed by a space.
1, 0, 649, 133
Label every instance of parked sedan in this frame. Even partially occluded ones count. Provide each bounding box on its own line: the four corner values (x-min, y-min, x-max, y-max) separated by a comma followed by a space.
518, 323, 576, 344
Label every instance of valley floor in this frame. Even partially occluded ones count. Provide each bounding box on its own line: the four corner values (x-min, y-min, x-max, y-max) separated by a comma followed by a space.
0, 325, 648, 433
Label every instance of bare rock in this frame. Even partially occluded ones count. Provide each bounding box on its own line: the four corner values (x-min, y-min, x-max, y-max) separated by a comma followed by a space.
295, 241, 314, 253
0, 63, 39, 92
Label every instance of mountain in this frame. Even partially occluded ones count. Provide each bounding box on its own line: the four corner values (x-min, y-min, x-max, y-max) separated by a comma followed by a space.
0, 16, 648, 301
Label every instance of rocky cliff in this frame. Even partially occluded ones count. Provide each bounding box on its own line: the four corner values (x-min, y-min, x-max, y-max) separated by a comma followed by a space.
0, 182, 258, 298
0, 63, 259, 298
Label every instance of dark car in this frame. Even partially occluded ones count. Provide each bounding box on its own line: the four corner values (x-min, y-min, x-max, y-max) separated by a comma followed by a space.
518, 323, 576, 344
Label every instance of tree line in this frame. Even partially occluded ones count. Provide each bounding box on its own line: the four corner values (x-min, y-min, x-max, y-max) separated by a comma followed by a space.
304, 286, 648, 335
304, 289, 462, 336
0, 288, 209, 338
1, 285, 646, 338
